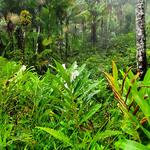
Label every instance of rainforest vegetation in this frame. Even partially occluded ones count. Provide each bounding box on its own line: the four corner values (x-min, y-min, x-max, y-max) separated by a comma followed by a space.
0, 0, 150, 149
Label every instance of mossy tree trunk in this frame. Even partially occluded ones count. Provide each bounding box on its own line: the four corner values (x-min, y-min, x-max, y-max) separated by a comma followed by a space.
136, 0, 147, 80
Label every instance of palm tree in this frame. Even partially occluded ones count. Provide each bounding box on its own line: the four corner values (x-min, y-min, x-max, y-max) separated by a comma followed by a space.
136, 0, 147, 80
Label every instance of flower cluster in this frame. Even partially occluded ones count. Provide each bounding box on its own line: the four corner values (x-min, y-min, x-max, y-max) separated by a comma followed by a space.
70, 63, 79, 82
20, 10, 32, 26
7, 13, 20, 24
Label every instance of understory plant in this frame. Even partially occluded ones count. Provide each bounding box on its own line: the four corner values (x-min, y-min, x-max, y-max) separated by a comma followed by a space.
104, 61, 150, 149
0, 57, 122, 149
36, 60, 122, 149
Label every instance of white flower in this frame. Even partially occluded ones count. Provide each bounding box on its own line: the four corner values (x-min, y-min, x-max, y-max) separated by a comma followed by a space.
62, 64, 66, 69
64, 83, 68, 89
73, 62, 78, 70
17, 65, 26, 74
20, 65, 26, 72
70, 70, 79, 82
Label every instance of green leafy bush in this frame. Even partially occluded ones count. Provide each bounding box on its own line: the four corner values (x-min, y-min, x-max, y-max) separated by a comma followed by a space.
104, 61, 150, 149
0, 58, 122, 149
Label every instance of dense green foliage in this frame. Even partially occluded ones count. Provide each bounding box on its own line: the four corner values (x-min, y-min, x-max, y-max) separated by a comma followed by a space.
0, 57, 150, 149
0, 0, 150, 149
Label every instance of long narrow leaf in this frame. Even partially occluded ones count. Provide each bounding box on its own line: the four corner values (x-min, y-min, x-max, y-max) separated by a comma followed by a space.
115, 139, 150, 150
79, 104, 102, 124
36, 127, 73, 146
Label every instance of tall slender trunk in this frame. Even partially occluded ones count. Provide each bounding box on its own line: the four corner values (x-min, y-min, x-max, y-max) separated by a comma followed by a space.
58, 19, 63, 59
74, 22, 77, 38
15, 26, 25, 62
65, 18, 69, 61
136, 0, 147, 80
91, 15, 97, 46
82, 19, 85, 42
7, 20, 15, 52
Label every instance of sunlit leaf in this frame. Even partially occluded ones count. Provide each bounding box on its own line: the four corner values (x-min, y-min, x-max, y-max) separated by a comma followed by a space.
115, 139, 150, 150
79, 104, 102, 124
112, 61, 118, 80
42, 37, 52, 46
36, 127, 73, 146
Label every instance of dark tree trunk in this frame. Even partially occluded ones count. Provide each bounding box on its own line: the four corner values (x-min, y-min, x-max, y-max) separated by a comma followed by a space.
15, 26, 25, 62
7, 20, 15, 51
136, 0, 147, 80
91, 16, 97, 46
0, 39, 4, 56
65, 18, 69, 61
74, 23, 77, 38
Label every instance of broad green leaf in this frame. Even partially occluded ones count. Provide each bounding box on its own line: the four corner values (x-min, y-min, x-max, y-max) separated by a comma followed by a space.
79, 104, 102, 124
42, 37, 52, 46
143, 69, 150, 84
115, 139, 150, 150
90, 143, 103, 150
131, 88, 150, 117
36, 127, 72, 146
93, 130, 122, 141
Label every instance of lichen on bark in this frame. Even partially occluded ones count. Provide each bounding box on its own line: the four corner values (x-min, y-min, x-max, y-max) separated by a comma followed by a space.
136, 0, 147, 80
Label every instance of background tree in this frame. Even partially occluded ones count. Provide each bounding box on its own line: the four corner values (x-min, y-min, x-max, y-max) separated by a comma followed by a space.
136, 0, 147, 79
